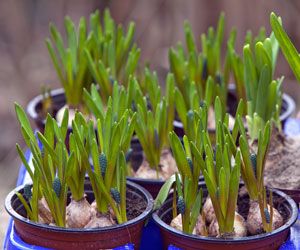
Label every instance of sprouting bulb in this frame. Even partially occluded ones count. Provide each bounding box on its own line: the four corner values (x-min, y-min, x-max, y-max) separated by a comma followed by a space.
187, 157, 193, 173
110, 187, 121, 204
52, 177, 61, 198
177, 196, 185, 214
215, 73, 222, 85
24, 184, 32, 200
264, 208, 271, 224
99, 153, 107, 177
250, 153, 257, 177
187, 110, 194, 119
200, 100, 206, 109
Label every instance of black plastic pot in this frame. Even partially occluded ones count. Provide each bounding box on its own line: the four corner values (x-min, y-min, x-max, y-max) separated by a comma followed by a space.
5, 180, 153, 250
280, 93, 296, 128
274, 187, 300, 206
27, 88, 66, 132
153, 184, 298, 250
127, 136, 166, 199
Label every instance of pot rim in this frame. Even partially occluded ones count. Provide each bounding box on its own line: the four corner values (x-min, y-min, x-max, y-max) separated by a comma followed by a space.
127, 176, 165, 184
5, 180, 154, 233
281, 93, 295, 122
152, 188, 298, 243
26, 88, 65, 120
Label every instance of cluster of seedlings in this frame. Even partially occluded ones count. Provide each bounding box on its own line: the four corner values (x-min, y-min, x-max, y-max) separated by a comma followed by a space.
15, 9, 296, 238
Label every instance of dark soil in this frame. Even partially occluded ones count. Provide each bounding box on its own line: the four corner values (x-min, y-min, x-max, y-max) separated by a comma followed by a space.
126, 190, 147, 220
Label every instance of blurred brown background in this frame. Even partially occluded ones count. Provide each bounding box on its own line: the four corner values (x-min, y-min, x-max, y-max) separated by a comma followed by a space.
1, 0, 300, 245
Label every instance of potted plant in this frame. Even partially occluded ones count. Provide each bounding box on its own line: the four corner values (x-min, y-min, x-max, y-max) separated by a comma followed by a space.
152, 101, 298, 249
229, 25, 295, 129
83, 68, 176, 198
247, 12, 300, 203
229, 15, 299, 201
169, 14, 241, 137
27, 9, 140, 131
5, 103, 153, 249
128, 96, 176, 197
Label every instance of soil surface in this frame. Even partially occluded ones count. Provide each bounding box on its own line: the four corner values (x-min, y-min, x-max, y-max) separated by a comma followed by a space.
126, 190, 148, 220
264, 129, 300, 190
134, 149, 177, 180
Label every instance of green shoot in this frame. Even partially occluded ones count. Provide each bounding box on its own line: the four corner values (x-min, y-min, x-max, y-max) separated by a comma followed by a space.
85, 9, 140, 102
15, 171, 40, 222
270, 12, 300, 83
83, 80, 137, 124
238, 119, 273, 232
243, 37, 282, 140
156, 97, 244, 235
139, 69, 176, 136
170, 14, 236, 133
191, 97, 241, 236
73, 100, 135, 223
15, 104, 72, 227
135, 97, 169, 177
167, 132, 203, 234
46, 15, 92, 107
229, 30, 282, 140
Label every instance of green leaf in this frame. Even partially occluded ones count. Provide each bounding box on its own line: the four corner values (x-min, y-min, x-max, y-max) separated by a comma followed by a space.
239, 135, 258, 200
255, 65, 271, 120
243, 44, 258, 105
189, 189, 203, 233
169, 132, 192, 178
224, 154, 240, 231
174, 88, 188, 130
270, 12, 300, 83
15, 103, 35, 144
154, 174, 176, 210
64, 16, 77, 71
16, 144, 34, 180
83, 88, 103, 120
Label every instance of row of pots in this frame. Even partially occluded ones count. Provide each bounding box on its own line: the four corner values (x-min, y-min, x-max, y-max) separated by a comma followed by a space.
6, 179, 298, 249
26, 87, 299, 201
5, 88, 299, 250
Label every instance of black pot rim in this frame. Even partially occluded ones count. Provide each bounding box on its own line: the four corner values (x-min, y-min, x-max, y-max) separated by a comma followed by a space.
152, 188, 298, 243
127, 176, 165, 184
26, 88, 65, 121
280, 93, 295, 122
5, 180, 154, 233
